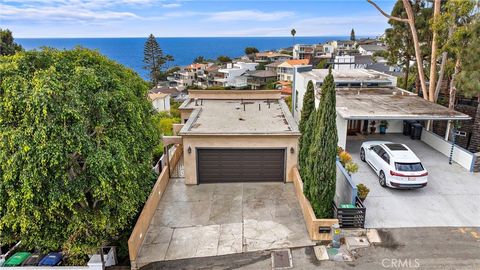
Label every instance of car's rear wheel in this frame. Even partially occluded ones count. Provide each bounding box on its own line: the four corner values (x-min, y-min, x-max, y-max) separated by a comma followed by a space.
360, 148, 366, 162
379, 171, 387, 187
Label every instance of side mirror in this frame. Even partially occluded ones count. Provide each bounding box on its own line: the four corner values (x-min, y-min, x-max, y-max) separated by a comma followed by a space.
369, 146, 374, 150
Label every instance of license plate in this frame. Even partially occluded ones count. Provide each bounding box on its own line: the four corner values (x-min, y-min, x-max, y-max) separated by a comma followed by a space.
408, 177, 416, 181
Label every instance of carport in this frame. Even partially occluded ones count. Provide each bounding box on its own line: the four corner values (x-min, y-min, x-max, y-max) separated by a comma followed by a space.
335, 87, 475, 170
347, 133, 480, 228
335, 87, 479, 228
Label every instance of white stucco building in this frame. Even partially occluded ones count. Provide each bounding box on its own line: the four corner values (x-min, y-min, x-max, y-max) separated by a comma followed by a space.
215, 62, 258, 88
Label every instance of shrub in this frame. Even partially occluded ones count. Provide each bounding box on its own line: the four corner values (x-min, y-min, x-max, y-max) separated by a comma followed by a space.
357, 183, 370, 200
339, 151, 352, 166
345, 162, 359, 175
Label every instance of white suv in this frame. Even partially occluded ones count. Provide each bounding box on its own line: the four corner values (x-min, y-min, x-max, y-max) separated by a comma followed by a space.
360, 141, 428, 189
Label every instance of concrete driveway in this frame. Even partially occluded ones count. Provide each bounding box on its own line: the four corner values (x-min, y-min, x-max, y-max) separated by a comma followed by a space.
347, 133, 480, 228
136, 178, 313, 268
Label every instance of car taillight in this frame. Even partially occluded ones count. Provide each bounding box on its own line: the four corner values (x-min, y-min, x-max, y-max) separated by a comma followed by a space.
390, 170, 428, 177
390, 170, 403, 176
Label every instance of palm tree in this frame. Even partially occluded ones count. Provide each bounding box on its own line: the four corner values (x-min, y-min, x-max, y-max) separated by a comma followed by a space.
291, 28, 296, 45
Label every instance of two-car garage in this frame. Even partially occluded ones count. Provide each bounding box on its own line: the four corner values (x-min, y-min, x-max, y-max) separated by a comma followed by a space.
177, 91, 300, 185
197, 149, 286, 183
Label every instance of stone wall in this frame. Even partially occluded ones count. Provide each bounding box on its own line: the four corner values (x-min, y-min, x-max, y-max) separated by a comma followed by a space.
468, 105, 480, 153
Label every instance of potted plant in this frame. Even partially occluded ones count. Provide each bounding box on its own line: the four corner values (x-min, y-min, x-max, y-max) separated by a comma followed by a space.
345, 162, 359, 175
356, 183, 370, 202
379, 120, 389, 134
369, 120, 377, 134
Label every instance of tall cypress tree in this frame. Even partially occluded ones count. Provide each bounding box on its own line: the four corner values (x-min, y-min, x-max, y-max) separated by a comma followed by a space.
305, 68, 337, 218
299, 81, 315, 134
143, 34, 172, 86
298, 80, 316, 176
350, 28, 356, 41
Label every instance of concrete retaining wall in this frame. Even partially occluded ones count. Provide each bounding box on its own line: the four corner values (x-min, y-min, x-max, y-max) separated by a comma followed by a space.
421, 128, 476, 172
335, 161, 357, 205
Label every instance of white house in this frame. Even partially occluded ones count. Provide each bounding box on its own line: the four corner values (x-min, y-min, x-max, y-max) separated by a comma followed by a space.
215, 62, 258, 88
148, 92, 171, 112
358, 44, 387, 56
333, 55, 355, 70
277, 59, 310, 82
292, 67, 397, 120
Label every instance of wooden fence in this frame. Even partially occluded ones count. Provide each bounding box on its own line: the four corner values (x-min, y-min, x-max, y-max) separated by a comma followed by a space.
128, 145, 183, 269
291, 167, 338, 241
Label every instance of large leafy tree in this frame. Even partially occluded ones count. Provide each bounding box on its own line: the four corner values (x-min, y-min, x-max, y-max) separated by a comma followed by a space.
383, 0, 432, 92
0, 28, 23, 56
143, 34, 173, 86
456, 17, 480, 99
244, 47, 259, 55
0, 48, 159, 263
304, 68, 337, 218
368, 0, 434, 100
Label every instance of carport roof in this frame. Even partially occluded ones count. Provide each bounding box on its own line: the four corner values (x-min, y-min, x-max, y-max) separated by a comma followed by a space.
179, 99, 300, 135
336, 88, 471, 120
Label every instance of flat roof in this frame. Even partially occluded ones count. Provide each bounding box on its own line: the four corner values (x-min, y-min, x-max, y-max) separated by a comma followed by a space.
300, 68, 395, 83
336, 88, 471, 120
179, 99, 299, 135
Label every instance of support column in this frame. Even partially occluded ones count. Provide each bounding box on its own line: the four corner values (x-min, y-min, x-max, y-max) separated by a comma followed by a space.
336, 114, 348, 149
445, 120, 451, 141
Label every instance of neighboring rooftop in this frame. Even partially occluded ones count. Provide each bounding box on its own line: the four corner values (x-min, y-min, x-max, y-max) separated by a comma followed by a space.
359, 44, 388, 52
148, 92, 168, 101
283, 59, 310, 66
336, 87, 471, 120
301, 68, 395, 83
255, 52, 291, 58
179, 98, 299, 135
246, 70, 277, 78
266, 61, 284, 68
149, 86, 185, 97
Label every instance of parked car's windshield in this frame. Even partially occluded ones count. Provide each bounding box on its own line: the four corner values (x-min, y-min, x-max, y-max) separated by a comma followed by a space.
395, 162, 424, 172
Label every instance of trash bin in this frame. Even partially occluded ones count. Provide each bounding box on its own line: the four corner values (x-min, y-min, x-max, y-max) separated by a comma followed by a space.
2, 252, 32, 267
22, 253, 45, 266
403, 120, 416, 136
410, 123, 423, 140
38, 252, 62, 266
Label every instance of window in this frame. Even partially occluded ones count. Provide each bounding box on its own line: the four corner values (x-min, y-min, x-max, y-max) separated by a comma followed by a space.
395, 162, 424, 172
381, 153, 390, 164
372, 145, 382, 155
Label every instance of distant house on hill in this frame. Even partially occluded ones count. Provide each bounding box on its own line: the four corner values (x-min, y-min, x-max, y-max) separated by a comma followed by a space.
277, 59, 310, 82
245, 70, 277, 89
254, 52, 292, 63
358, 44, 387, 56
148, 92, 170, 112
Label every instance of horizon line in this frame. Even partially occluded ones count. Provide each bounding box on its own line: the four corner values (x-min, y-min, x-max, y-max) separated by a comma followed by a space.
16, 35, 379, 39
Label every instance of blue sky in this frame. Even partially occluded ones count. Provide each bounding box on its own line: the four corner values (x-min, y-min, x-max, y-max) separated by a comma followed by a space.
0, 0, 396, 38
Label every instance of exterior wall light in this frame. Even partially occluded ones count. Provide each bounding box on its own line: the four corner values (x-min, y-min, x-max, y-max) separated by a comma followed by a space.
188, 146, 192, 154
290, 147, 295, 154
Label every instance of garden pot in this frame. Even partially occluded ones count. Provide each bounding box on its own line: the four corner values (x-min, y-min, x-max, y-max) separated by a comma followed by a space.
370, 127, 376, 134
379, 126, 387, 134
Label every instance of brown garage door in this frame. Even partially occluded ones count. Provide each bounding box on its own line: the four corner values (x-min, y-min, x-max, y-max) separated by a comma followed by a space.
197, 149, 285, 183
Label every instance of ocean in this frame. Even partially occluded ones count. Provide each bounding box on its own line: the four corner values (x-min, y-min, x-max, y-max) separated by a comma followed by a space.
17, 37, 351, 79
